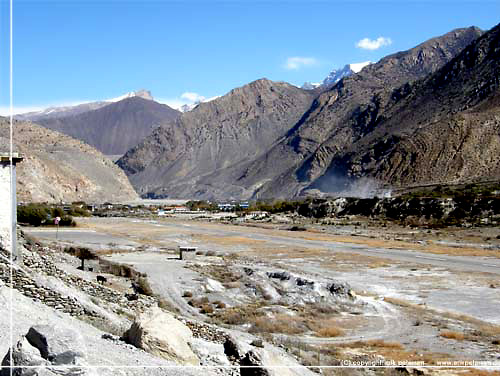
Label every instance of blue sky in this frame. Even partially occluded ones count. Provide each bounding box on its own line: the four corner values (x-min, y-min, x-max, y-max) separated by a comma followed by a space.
0, 0, 499, 113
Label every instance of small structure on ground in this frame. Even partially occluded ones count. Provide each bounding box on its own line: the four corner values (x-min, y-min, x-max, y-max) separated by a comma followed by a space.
0, 150, 23, 262
179, 246, 197, 260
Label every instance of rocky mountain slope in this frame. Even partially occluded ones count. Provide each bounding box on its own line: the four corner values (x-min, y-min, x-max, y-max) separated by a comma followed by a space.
237, 26, 485, 198
0, 118, 138, 203
117, 79, 315, 198
118, 26, 483, 200
35, 96, 180, 155
316, 22, 500, 190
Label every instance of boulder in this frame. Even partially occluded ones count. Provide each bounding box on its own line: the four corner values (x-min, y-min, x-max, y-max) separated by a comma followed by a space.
1, 324, 90, 376
256, 282, 280, 301
326, 281, 351, 296
204, 278, 225, 293
0, 337, 54, 376
26, 325, 85, 365
124, 306, 199, 365
240, 348, 316, 376
223, 336, 252, 360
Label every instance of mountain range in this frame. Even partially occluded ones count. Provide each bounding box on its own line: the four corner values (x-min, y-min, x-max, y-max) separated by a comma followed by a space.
117, 79, 315, 198
13, 23, 500, 201
117, 25, 489, 199
15, 90, 155, 123
31, 95, 180, 156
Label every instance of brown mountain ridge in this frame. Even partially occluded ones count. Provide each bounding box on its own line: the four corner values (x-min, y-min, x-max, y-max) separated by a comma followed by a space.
117, 25, 488, 199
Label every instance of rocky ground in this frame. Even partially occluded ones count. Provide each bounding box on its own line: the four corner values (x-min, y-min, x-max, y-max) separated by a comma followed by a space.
0, 230, 320, 376
22, 215, 500, 375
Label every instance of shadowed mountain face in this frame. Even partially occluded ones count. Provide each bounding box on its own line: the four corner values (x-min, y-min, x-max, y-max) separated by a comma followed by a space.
36, 97, 180, 156
0, 118, 138, 203
238, 26, 485, 198
117, 79, 315, 198
312, 22, 500, 192
118, 26, 492, 200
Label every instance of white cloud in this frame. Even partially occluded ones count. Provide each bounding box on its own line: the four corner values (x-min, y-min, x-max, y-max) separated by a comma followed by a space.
284, 56, 318, 70
356, 37, 392, 51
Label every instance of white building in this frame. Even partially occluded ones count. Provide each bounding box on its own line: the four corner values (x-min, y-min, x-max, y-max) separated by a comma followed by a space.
0, 152, 23, 261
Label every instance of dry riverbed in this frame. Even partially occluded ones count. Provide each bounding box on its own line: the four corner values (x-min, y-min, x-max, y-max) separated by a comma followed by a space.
25, 216, 500, 372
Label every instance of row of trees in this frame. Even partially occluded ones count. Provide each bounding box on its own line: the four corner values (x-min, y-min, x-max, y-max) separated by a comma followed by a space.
16, 203, 89, 226
185, 199, 303, 214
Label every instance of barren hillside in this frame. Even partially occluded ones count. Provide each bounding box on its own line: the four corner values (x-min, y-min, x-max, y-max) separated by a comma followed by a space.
0, 118, 138, 203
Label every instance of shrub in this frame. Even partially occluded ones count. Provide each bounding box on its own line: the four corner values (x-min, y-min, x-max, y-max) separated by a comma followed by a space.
200, 304, 214, 314
17, 204, 76, 227
59, 216, 76, 227
188, 297, 209, 308
74, 247, 96, 270
135, 276, 154, 296
213, 300, 226, 309
440, 330, 466, 341
158, 297, 180, 313
289, 226, 306, 231
69, 206, 91, 217
17, 204, 49, 226
249, 315, 304, 335
315, 327, 344, 337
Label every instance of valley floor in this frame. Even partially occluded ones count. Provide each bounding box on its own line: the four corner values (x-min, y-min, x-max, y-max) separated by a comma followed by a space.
23, 216, 500, 374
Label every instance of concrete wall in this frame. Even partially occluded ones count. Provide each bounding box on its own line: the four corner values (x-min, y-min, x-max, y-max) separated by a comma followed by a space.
0, 161, 19, 261
0, 163, 13, 253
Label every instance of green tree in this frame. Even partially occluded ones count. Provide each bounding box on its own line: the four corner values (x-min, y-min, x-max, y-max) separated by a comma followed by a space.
75, 247, 96, 270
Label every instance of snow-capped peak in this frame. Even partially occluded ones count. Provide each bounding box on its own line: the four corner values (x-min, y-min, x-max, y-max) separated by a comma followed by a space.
348, 61, 372, 73
177, 95, 221, 112
301, 82, 322, 90
106, 89, 154, 103
322, 61, 373, 86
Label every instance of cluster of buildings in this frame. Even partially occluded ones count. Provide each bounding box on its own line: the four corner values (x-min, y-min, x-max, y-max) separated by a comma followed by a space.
217, 201, 249, 211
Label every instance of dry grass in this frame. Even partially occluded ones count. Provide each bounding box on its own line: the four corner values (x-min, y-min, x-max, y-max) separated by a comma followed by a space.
306, 316, 346, 337
213, 300, 226, 309
200, 304, 214, 314
135, 276, 154, 296
315, 326, 345, 337
440, 330, 466, 341
383, 296, 414, 307
189, 263, 242, 286
157, 297, 180, 314
249, 314, 305, 335
194, 234, 266, 246
477, 324, 500, 337
340, 340, 404, 349
92, 248, 133, 256
334, 340, 451, 365
188, 296, 209, 308
211, 303, 264, 325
